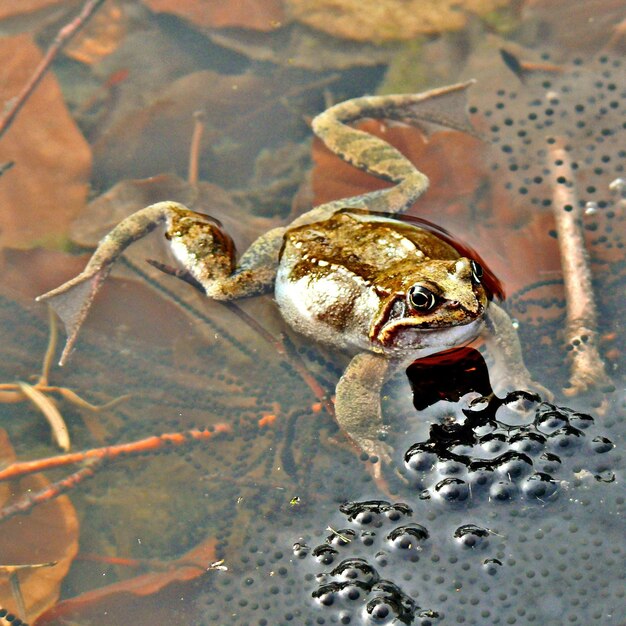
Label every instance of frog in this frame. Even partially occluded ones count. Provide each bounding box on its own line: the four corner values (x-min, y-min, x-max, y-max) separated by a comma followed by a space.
37, 81, 542, 467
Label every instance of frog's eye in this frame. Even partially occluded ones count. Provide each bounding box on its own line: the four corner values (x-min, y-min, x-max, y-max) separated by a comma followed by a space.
470, 260, 483, 284
408, 285, 437, 311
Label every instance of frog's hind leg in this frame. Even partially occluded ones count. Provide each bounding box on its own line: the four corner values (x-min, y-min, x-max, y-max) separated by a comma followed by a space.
296, 81, 477, 225
37, 201, 285, 364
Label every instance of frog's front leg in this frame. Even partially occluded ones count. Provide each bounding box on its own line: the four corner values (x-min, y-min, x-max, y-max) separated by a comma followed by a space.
483, 302, 552, 399
37, 201, 285, 363
335, 351, 393, 465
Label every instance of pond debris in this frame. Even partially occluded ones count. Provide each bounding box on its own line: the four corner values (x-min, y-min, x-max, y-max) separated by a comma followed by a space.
478, 53, 624, 395
0, 425, 231, 523
33, 536, 218, 625
287, 0, 512, 42
0, 429, 79, 623
0, 0, 106, 141
0, 610, 27, 625
547, 140, 611, 395
0, 563, 57, 622
0, 425, 231, 484
0, 308, 129, 451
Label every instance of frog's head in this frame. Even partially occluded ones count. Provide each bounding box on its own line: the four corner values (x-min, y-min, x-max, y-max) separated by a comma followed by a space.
370, 257, 488, 350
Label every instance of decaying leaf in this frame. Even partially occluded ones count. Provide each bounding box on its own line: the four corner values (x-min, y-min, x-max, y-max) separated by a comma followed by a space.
64, 0, 127, 65
209, 22, 400, 70
286, 0, 512, 42
312, 121, 489, 232
143, 0, 285, 31
0, 34, 91, 249
0, 429, 79, 622
523, 0, 626, 56
33, 536, 217, 625
92, 69, 313, 189
0, 0, 67, 21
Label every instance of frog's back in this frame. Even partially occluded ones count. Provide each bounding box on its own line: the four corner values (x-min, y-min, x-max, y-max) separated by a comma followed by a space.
274, 210, 461, 351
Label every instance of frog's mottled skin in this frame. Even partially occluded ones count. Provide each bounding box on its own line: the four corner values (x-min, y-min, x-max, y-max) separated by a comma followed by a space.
277, 210, 487, 354
38, 82, 541, 467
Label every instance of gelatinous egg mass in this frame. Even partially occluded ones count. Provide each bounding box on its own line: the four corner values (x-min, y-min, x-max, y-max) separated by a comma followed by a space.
401, 391, 615, 504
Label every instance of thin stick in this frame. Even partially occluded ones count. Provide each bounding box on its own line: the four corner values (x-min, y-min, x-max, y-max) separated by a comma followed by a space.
146, 259, 335, 417
0, 460, 103, 522
188, 111, 205, 186
547, 140, 610, 394
0, 0, 106, 141
38, 306, 58, 386
222, 302, 335, 418
0, 425, 231, 483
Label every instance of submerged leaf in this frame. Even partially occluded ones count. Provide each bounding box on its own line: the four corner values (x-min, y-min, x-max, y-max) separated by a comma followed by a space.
34, 537, 217, 625
92, 70, 311, 189
287, 0, 511, 42
0, 0, 65, 20
143, 0, 285, 31
0, 430, 79, 622
0, 35, 91, 249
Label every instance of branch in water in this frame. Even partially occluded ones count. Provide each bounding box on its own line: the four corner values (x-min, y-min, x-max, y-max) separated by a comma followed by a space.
547, 140, 611, 395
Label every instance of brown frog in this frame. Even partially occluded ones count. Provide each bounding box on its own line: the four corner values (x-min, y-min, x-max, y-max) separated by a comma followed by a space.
38, 82, 541, 466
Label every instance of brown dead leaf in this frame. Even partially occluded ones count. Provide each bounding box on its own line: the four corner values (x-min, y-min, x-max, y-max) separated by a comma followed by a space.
33, 536, 216, 625
312, 120, 489, 231
0, 429, 79, 622
143, 0, 286, 31
287, 0, 511, 42
0, 0, 67, 21
92, 70, 308, 189
209, 23, 399, 70
0, 34, 91, 249
70, 173, 278, 253
64, 0, 127, 65
523, 0, 626, 57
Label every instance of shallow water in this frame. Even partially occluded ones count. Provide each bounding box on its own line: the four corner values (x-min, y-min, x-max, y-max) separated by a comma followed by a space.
0, 2, 624, 624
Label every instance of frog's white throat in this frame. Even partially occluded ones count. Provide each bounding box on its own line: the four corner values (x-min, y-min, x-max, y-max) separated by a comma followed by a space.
374, 316, 485, 356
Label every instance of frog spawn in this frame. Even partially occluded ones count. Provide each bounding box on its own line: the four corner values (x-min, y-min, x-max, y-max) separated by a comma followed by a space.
188, 60, 626, 624
194, 386, 623, 626
400, 391, 616, 504
300, 501, 436, 625
477, 53, 626, 386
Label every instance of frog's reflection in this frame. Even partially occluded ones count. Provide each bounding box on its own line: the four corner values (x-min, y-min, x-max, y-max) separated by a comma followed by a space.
406, 346, 493, 411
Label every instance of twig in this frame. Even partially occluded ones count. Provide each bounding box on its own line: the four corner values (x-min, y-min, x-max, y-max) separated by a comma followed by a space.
0, 460, 103, 523
547, 140, 610, 395
0, 425, 231, 483
222, 302, 335, 418
0, 307, 129, 450
146, 260, 335, 418
0, 0, 106, 141
188, 111, 205, 186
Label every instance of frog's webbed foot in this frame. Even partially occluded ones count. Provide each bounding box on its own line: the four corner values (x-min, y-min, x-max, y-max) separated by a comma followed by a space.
37, 201, 282, 364
483, 302, 554, 401
335, 352, 393, 467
